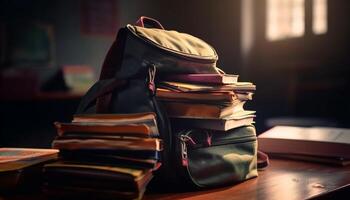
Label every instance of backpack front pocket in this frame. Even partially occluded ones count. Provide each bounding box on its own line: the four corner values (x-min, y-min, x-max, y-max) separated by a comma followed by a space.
177, 125, 258, 188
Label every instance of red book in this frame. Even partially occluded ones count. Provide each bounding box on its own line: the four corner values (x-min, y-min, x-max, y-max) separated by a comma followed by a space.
163, 74, 238, 84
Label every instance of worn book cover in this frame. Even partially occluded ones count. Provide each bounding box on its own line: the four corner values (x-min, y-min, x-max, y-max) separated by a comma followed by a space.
52, 137, 163, 152
157, 88, 237, 103
159, 81, 256, 92
55, 122, 158, 138
163, 73, 239, 84
73, 112, 157, 124
173, 110, 256, 131
163, 100, 246, 119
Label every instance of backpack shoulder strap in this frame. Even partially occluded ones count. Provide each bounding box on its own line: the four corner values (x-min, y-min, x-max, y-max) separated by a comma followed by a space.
95, 28, 128, 113
76, 78, 126, 114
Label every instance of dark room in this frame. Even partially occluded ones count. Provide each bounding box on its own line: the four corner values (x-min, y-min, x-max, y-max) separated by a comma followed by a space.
1, 0, 350, 199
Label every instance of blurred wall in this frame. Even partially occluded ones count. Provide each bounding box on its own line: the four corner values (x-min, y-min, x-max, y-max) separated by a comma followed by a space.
0, 0, 244, 147
242, 0, 350, 131
1, 0, 349, 147
1, 0, 243, 74
53, 0, 114, 71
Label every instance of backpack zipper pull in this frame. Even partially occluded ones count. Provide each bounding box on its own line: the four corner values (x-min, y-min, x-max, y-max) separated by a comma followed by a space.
180, 134, 196, 167
148, 64, 156, 95
180, 137, 188, 167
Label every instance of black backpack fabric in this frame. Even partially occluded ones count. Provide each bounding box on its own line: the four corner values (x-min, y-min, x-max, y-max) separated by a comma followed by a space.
76, 16, 260, 189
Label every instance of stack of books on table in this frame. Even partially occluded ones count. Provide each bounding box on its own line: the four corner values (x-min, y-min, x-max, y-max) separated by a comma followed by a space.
43, 112, 162, 200
157, 73, 256, 131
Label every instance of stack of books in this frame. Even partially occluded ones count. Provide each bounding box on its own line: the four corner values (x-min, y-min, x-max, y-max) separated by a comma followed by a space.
157, 73, 256, 131
43, 112, 162, 200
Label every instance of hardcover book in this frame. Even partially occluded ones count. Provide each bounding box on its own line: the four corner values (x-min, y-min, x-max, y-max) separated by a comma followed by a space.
173, 110, 256, 131
163, 73, 239, 84
156, 88, 237, 103
52, 137, 163, 152
55, 122, 158, 138
258, 126, 350, 160
163, 100, 246, 119
73, 112, 157, 124
159, 81, 256, 93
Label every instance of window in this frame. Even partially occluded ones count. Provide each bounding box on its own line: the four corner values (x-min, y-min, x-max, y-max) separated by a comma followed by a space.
313, 0, 327, 34
266, 0, 327, 41
266, 0, 305, 41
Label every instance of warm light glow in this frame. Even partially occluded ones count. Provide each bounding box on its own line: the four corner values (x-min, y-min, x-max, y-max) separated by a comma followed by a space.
241, 0, 254, 57
266, 0, 305, 41
313, 0, 327, 34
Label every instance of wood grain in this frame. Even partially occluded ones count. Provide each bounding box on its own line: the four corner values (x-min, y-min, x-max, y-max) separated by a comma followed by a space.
144, 159, 350, 200
1, 159, 349, 200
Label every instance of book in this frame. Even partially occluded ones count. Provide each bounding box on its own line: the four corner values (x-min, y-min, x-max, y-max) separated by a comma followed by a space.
236, 92, 254, 101
59, 151, 160, 169
159, 81, 256, 93
68, 112, 159, 137
163, 73, 239, 84
0, 148, 58, 190
55, 122, 158, 138
258, 126, 350, 159
163, 100, 246, 119
43, 162, 153, 200
173, 111, 256, 131
73, 112, 156, 124
156, 88, 237, 103
59, 149, 160, 161
0, 148, 59, 172
52, 138, 163, 151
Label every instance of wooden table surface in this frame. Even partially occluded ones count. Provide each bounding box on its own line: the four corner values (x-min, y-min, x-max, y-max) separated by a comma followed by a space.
1, 158, 350, 200
144, 158, 350, 200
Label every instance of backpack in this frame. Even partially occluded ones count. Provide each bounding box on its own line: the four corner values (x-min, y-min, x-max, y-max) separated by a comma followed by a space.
76, 16, 264, 189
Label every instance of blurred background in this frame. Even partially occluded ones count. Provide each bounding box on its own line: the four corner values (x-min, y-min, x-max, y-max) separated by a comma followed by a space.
1, 0, 349, 147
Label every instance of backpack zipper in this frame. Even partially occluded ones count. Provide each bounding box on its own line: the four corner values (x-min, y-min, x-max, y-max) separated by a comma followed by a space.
179, 131, 256, 166
191, 136, 257, 149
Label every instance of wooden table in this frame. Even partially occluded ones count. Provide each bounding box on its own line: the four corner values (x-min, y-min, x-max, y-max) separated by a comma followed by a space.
1, 159, 350, 200
144, 158, 350, 200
